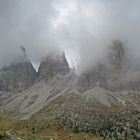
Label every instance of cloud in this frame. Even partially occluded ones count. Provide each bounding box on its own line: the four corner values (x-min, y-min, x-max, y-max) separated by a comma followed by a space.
53, 0, 140, 73
0, 0, 140, 73
0, 0, 58, 67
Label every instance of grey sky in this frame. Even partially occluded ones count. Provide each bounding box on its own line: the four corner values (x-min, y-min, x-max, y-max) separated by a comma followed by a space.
0, 0, 140, 72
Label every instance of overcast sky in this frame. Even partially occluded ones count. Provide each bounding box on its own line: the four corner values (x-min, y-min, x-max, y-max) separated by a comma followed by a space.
0, 0, 140, 72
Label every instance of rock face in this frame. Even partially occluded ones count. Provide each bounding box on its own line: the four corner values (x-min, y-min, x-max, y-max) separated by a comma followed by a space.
109, 40, 127, 72
77, 40, 134, 92
0, 51, 70, 94
0, 61, 36, 93
77, 64, 108, 92
38, 52, 70, 81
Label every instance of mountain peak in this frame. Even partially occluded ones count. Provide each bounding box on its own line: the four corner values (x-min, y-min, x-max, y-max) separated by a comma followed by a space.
38, 51, 70, 81
0, 61, 36, 93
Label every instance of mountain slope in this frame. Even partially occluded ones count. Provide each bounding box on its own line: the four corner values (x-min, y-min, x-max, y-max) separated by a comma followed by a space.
1, 71, 77, 118
1, 72, 139, 120
0, 42, 140, 123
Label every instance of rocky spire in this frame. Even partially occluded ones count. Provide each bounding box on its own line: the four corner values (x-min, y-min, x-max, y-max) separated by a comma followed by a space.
109, 40, 127, 73
0, 46, 37, 93
38, 51, 70, 81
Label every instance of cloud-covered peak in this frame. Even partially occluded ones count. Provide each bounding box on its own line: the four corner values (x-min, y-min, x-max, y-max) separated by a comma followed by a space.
0, 0, 140, 73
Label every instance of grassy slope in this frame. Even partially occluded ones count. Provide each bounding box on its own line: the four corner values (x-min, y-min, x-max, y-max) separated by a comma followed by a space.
0, 116, 110, 140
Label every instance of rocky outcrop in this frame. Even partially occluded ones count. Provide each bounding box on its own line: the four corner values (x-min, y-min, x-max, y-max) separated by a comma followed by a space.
0, 50, 70, 93
0, 61, 36, 93
38, 52, 70, 81
109, 40, 127, 73
77, 64, 108, 92
77, 40, 132, 92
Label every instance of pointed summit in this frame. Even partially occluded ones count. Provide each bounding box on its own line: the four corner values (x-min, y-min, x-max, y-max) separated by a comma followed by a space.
38, 51, 70, 81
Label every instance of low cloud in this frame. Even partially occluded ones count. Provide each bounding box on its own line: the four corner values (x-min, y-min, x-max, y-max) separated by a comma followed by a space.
0, 0, 140, 73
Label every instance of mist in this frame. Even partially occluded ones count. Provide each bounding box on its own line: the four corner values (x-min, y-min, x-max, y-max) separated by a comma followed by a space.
0, 0, 140, 73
